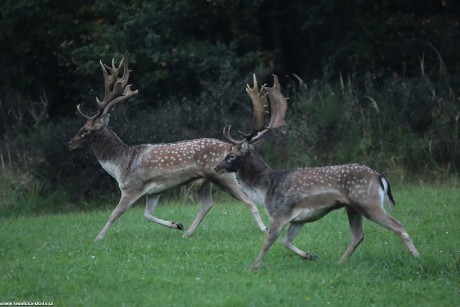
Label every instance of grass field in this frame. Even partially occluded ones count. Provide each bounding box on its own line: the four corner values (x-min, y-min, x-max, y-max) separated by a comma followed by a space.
0, 185, 459, 306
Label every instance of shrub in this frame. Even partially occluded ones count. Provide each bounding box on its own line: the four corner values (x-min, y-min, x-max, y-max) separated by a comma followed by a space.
1, 62, 458, 213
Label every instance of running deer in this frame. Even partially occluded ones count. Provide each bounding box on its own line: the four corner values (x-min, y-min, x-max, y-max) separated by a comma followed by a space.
68, 53, 267, 241
215, 75, 420, 270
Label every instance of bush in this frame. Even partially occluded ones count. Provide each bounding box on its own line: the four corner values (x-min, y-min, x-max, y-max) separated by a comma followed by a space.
1, 62, 458, 213
283, 62, 459, 181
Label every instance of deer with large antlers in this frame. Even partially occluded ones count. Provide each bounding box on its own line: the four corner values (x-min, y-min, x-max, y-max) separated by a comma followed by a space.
215, 75, 420, 270
68, 53, 267, 241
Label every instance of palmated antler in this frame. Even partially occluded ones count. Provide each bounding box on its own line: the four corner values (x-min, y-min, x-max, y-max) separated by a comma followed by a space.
223, 75, 287, 145
265, 75, 287, 129
76, 52, 138, 120
243, 74, 269, 138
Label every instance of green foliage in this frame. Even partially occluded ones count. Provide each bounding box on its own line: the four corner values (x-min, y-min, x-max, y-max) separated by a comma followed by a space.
0, 166, 78, 217
1, 0, 459, 201
1, 63, 458, 202
1, 185, 459, 305
57, 0, 271, 103
283, 60, 459, 180
0, 168, 41, 212
3, 0, 459, 115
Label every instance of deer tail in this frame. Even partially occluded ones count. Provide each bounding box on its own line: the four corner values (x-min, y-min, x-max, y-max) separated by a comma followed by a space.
379, 175, 395, 210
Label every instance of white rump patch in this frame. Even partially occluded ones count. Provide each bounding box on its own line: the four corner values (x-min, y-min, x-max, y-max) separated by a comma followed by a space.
379, 177, 388, 210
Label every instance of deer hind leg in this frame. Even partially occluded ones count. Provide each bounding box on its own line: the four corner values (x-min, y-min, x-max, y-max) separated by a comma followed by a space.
365, 207, 420, 258
339, 207, 364, 263
183, 180, 213, 238
217, 173, 268, 232
283, 222, 317, 260
250, 218, 287, 271
144, 194, 184, 231
95, 193, 140, 241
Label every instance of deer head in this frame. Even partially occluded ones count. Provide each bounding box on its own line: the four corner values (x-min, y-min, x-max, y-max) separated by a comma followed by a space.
68, 52, 138, 150
215, 74, 287, 174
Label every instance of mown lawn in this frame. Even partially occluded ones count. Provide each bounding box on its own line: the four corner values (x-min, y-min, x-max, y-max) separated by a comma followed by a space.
0, 185, 459, 306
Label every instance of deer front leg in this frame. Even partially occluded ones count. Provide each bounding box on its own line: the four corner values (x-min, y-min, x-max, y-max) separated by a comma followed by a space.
250, 220, 286, 271
217, 174, 268, 232
144, 194, 184, 230
183, 181, 213, 238
283, 223, 318, 260
238, 193, 268, 232
338, 207, 364, 263
95, 193, 139, 241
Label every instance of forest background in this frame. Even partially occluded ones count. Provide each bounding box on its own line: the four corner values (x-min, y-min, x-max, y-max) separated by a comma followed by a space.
1, 0, 459, 214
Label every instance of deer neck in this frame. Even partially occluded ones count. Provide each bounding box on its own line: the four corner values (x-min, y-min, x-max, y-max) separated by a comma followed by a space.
91, 127, 130, 163
237, 149, 273, 193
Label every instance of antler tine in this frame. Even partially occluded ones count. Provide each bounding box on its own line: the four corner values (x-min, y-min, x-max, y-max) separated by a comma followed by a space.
96, 59, 118, 110
75, 52, 137, 120
265, 75, 287, 129
223, 125, 245, 145
101, 84, 138, 116
100, 52, 137, 115
76, 104, 97, 120
102, 52, 137, 115
242, 74, 269, 139
222, 74, 286, 146
248, 75, 287, 144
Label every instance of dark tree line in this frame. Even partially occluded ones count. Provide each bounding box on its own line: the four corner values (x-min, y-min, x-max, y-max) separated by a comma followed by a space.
1, 0, 459, 119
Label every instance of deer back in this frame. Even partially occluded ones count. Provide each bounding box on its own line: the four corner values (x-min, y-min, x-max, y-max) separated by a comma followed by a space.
263, 164, 386, 214
99, 138, 230, 192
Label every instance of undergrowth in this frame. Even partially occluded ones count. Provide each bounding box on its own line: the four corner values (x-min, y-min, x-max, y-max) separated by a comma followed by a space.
1, 59, 458, 210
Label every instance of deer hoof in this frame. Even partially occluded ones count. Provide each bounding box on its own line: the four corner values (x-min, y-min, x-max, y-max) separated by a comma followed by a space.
174, 222, 184, 230
305, 253, 318, 261
249, 265, 260, 272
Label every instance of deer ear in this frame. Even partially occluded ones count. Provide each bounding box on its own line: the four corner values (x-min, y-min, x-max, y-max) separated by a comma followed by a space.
94, 113, 110, 129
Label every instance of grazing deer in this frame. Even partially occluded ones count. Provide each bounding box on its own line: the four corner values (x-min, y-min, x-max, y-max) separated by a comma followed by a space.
68, 53, 267, 241
215, 75, 420, 270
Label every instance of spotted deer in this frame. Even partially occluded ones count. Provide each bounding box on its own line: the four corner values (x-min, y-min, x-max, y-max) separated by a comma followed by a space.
68, 53, 267, 241
215, 75, 420, 270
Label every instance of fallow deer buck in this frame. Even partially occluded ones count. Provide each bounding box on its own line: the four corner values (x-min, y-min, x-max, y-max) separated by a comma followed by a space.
215, 75, 420, 270
68, 53, 267, 241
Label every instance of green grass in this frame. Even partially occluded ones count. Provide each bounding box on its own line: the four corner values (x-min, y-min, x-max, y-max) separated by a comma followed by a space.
0, 185, 459, 306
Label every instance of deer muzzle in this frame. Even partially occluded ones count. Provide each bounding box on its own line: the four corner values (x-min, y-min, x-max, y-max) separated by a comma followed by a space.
68, 139, 79, 150
214, 164, 227, 174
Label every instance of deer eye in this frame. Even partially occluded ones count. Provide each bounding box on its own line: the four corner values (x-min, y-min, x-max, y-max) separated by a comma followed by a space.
80, 129, 90, 137
228, 154, 236, 160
